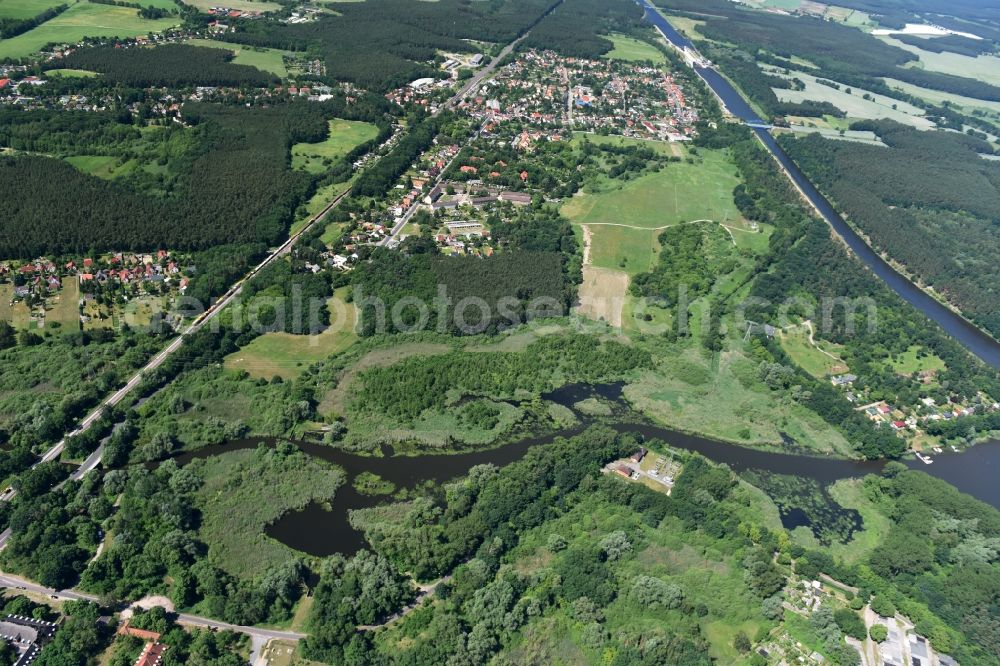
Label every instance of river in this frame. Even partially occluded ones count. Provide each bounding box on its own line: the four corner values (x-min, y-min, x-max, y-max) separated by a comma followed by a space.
636, 0, 1000, 369
168, 383, 1000, 559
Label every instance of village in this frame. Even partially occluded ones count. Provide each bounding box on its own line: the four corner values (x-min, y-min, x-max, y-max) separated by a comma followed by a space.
0, 252, 190, 333
461, 49, 700, 142
825, 371, 1000, 462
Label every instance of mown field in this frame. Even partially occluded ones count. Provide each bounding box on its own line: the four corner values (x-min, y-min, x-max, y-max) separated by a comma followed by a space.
0, 3, 179, 59
184, 38, 290, 77
291, 119, 380, 175
603, 32, 665, 63
563, 148, 746, 277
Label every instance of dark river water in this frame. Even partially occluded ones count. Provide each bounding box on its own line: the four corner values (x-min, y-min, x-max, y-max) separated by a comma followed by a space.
168, 383, 1000, 558
637, 0, 1000, 369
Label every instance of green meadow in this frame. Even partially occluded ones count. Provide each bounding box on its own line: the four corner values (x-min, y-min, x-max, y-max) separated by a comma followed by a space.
603, 33, 666, 64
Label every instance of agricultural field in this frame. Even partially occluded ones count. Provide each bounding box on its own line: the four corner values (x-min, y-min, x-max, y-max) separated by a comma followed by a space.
223, 291, 357, 380
0, 0, 64, 19
766, 67, 934, 129
883, 77, 1000, 114
291, 119, 380, 175
882, 36, 1000, 88
603, 33, 665, 63
190, 446, 345, 579
0, 3, 179, 59
575, 265, 629, 327
184, 38, 290, 77
178, 0, 281, 12
625, 340, 855, 456
778, 324, 848, 378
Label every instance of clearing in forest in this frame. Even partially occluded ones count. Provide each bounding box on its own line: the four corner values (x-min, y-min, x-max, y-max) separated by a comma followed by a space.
184, 38, 291, 77
291, 119, 380, 174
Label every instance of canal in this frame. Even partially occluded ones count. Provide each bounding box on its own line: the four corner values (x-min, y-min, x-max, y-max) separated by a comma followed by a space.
636, 0, 1000, 369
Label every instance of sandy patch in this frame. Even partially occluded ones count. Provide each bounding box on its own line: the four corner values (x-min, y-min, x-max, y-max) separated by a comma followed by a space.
576, 265, 629, 328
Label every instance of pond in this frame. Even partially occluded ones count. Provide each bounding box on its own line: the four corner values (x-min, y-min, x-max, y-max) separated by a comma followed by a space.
165, 382, 1000, 559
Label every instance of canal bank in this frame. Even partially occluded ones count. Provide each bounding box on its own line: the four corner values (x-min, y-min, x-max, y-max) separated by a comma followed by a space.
636, 0, 1000, 369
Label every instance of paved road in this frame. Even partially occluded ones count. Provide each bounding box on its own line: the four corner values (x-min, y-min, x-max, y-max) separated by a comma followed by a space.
0, 571, 304, 646
381, 32, 527, 246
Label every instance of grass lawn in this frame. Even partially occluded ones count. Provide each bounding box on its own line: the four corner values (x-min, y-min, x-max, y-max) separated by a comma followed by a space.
64, 154, 123, 178
572, 132, 682, 156
291, 119, 380, 174
778, 325, 848, 378
584, 224, 660, 275
183, 38, 289, 77
603, 33, 665, 63
191, 447, 344, 580
0, 0, 65, 19
563, 149, 743, 276
290, 180, 352, 236
0, 285, 12, 324
223, 291, 357, 380
0, 3, 179, 59
122, 295, 163, 329
347, 397, 525, 450
178, 0, 281, 11
888, 344, 946, 376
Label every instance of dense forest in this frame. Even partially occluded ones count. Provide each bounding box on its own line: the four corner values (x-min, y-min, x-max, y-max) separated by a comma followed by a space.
59, 44, 278, 88
220, 0, 561, 91
0, 95, 390, 258
779, 121, 1000, 339
521, 0, 643, 58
